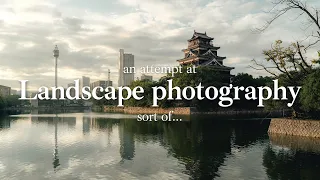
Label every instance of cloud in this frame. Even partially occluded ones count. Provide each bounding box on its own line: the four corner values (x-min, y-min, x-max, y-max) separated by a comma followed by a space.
0, 0, 319, 90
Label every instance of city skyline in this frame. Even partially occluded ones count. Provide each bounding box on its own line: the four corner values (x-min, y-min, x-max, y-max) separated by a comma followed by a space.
0, 0, 319, 91
118, 49, 134, 86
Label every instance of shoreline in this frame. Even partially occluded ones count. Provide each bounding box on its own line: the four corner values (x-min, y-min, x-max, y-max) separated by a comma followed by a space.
269, 118, 320, 138
102, 106, 292, 117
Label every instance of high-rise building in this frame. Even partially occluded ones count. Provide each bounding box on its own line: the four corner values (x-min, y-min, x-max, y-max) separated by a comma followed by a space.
141, 74, 153, 81
10, 89, 18, 95
0, 85, 11, 97
80, 76, 90, 89
80, 76, 90, 98
118, 49, 134, 86
90, 80, 113, 90
67, 83, 76, 97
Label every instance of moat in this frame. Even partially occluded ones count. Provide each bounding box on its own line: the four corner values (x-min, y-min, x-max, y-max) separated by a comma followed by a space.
0, 110, 320, 180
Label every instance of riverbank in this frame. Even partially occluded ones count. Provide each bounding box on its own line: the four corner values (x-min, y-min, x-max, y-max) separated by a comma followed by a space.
103, 106, 291, 117
268, 118, 320, 138
103, 106, 191, 115
3, 106, 91, 110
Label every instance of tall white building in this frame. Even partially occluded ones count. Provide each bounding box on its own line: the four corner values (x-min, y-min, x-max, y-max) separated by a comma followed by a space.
118, 49, 134, 86
80, 76, 90, 89
80, 76, 90, 98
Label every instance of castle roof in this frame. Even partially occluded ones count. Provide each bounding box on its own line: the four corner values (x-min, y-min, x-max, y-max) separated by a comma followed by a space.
188, 31, 214, 41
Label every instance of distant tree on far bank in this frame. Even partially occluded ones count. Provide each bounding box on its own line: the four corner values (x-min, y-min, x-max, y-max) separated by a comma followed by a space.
300, 69, 320, 117
232, 73, 273, 109
0, 95, 6, 109
0, 95, 30, 109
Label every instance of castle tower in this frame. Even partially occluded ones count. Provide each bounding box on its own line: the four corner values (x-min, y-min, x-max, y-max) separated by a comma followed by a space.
176, 31, 234, 82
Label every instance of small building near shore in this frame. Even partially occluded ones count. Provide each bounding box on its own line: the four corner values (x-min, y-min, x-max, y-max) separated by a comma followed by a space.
90, 80, 113, 89
140, 74, 153, 81
0, 85, 11, 97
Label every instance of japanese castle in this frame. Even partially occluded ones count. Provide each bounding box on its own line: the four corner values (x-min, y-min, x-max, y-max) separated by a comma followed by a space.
177, 31, 234, 81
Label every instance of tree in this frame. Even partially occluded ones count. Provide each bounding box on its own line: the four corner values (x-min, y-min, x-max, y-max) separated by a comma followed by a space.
232, 73, 273, 109
251, 40, 316, 85
5, 95, 21, 107
91, 90, 118, 107
169, 65, 225, 110
124, 79, 161, 107
300, 68, 320, 116
123, 65, 227, 109
0, 95, 6, 109
252, 0, 320, 80
259, 0, 320, 44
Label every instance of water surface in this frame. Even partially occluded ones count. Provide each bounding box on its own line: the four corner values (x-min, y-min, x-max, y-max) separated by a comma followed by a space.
0, 111, 320, 180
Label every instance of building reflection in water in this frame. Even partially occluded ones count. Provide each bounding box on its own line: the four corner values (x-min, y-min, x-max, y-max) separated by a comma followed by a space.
61, 117, 76, 129
119, 120, 135, 161
53, 115, 60, 172
0, 116, 10, 129
108, 118, 270, 179
31, 109, 38, 123
83, 117, 91, 135
91, 118, 119, 146
52, 116, 76, 171
31, 113, 77, 172
88, 117, 135, 161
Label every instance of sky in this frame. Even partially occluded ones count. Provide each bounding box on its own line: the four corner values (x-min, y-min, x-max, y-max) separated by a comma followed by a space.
0, 0, 319, 91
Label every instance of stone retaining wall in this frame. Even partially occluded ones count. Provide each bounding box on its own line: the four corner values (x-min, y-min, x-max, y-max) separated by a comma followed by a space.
268, 118, 320, 138
103, 106, 124, 113
124, 107, 190, 115
104, 106, 190, 115
103, 106, 290, 116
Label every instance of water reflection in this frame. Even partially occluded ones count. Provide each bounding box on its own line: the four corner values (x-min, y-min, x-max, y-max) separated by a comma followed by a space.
269, 134, 320, 153
119, 120, 135, 161
0, 113, 320, 179
82, 117, 90, 135
53, 116, 60, 171
0, 116, 10, 129
263, 144, 320, 180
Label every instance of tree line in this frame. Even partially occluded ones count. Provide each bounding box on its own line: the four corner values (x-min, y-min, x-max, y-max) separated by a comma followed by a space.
0, 95, 30, 109
93, 0, 320, 118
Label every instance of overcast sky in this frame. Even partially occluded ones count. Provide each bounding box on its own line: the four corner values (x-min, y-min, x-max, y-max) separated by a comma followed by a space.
0, 0, 319, 90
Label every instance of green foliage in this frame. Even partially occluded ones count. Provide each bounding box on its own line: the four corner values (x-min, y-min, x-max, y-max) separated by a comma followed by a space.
124, 66, 273, 110
254, 40, 313, 83
124, 79, 158, 107
123, 65, 227, 109
169, 65, 225, 110
300, 69, 320, 114
0, 95, 6, 109
232, 73, 273, 109
0, 95, 30, 109
91, 90, 118, 106
232, 73, 272, 87
311, 51, 320, 64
